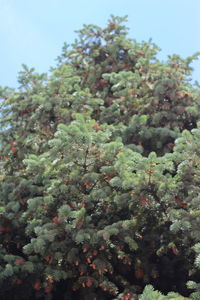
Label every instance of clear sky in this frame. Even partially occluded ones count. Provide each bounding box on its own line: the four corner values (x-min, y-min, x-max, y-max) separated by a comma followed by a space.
0, 0, 200, 88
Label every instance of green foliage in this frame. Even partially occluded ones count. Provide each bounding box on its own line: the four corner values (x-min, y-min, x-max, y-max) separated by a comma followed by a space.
0, 15, 200, 300
139, 285, 189, 300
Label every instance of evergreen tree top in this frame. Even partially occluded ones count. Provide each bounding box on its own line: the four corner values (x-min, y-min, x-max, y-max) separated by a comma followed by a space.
0, 16, 200, 300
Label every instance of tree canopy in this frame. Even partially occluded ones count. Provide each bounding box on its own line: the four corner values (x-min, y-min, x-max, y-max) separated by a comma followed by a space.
0, 16, 200, 300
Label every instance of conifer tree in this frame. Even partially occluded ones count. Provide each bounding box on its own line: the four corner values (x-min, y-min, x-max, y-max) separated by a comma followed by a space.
0, 16, 199, 300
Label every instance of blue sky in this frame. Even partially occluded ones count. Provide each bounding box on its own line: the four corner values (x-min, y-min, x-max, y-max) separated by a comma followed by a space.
0, 0, 200, 88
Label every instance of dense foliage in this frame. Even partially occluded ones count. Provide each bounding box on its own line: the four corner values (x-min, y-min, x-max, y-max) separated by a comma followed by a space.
0, 16, 200, 300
